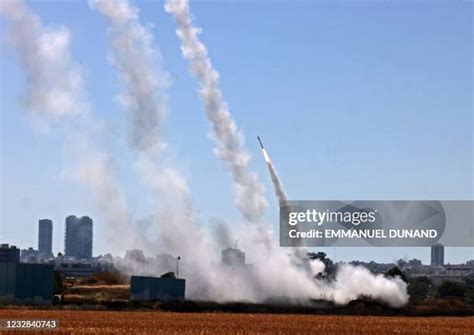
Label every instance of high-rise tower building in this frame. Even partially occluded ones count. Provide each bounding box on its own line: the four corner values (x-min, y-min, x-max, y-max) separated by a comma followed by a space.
64, 215, 93, 259
77, 216, 93, 259
431, 243, 444, 266
64, 215, 78, 257
38, 219, 53, 257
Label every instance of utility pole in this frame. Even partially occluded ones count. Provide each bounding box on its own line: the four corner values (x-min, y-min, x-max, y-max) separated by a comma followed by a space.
176, 256, 181, 278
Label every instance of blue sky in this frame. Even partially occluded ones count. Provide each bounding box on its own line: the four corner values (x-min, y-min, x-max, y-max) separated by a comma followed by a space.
1, 0, 472, 263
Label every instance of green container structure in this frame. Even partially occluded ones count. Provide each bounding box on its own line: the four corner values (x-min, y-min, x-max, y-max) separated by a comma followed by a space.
0, 263, 54, 305
130, 276, 185, 301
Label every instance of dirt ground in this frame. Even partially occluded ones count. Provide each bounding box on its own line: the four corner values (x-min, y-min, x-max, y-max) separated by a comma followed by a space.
0, 309, 473, 334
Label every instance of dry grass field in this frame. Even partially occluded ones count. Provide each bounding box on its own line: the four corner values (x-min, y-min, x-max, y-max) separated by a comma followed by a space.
0, 309, 472, 334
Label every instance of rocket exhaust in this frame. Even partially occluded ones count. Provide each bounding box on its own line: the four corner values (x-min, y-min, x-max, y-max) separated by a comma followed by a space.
257, 137, 287, 203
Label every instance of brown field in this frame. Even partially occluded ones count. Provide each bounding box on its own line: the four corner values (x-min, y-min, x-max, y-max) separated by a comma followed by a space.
0, 309, 472, 334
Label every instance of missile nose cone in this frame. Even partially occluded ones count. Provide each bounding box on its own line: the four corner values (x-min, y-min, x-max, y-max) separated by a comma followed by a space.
257, 136, 264, 149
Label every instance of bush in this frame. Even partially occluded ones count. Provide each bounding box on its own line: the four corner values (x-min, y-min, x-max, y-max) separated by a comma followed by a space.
385, 266, 408, 283
439, 281, 465, 298
408, 282, 429, 298
411, 276, 432, 287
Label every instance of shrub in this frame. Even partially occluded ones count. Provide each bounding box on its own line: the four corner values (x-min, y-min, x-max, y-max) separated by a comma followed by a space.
385, 266, 408, 283
408, 282, 429, 299
438, 281, 465, 298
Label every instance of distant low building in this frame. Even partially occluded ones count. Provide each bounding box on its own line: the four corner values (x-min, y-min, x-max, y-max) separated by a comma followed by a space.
445, 265, 471, 277
55, 262, 94, 278
55, 260, 114, 278
350, 260, 395, 274
408, 258, 423, 268
20, 247, 41, 263
467, 260, 474, 270
124, 249, 146, 264
221, 248, 245, 267
130, 275, 185, 301
0, 244, 20, 263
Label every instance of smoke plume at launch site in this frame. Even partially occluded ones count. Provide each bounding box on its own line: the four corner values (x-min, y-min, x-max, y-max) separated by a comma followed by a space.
1, 0, 409, 308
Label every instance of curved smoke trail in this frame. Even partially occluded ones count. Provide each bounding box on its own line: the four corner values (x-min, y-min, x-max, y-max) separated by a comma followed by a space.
88, 0, 222, 298
164, 0, 268, 225
89, 0, 170, 152
88, 0, 203, 255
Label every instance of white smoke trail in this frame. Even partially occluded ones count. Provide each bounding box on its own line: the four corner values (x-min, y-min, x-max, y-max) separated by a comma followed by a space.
262, 148, 287, 203
0, 0, 146, 254
70, 128, 151, 254
164, 0, 268, 224
89, 0, 220, 298
88, 0, 183, 250
88, 0, 170, 152
0, 0, 87, 132
89, 0, 194, 250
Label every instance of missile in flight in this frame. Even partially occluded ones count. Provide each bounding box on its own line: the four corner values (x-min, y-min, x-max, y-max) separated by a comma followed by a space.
257, 136, 264, 149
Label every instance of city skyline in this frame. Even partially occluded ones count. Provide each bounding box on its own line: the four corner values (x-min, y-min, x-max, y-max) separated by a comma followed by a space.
7, 215, 93, 260
4, 214, 472, 268
3, 217, 470, 271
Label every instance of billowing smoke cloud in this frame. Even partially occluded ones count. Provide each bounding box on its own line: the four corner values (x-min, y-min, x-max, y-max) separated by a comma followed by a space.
164, 0, 268, 224
262, 147, 288, 203
0, 0, 144, 254
323, 264, 408, 307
